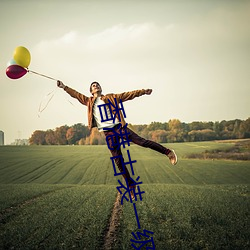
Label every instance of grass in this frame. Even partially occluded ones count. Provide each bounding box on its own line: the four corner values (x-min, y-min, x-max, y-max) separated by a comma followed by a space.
0, 145, 116, 185
186, 139, 250, 161
0, 141, 249, 249
0, 184, 116, 249
119, 184, 250, 249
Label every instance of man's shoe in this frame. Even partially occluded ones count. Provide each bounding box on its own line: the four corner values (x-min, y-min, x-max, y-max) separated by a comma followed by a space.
167, 150, 178, 165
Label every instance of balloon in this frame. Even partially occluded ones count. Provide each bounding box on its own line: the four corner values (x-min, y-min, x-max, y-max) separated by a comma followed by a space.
6, 65, 27, 79
13, 46, 31, 68
7, 58, 17, 67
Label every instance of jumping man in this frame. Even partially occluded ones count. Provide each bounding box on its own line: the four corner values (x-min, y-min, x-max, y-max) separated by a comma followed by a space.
57, 81, 177, 198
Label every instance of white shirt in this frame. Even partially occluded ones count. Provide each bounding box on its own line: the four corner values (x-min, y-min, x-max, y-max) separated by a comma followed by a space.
93, 97, 119, 131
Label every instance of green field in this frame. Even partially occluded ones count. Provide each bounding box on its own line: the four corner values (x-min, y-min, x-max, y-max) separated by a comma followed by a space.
0, 141, 249, 249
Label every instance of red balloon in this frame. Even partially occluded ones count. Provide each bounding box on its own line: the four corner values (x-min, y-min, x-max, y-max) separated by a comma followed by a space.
6, 65, 27, 79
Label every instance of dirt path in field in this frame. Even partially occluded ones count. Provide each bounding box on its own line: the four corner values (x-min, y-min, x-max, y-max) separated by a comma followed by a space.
103, 190, 122, 250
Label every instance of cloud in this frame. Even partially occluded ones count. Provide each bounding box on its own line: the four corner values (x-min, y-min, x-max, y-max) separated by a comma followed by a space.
86, 23, 153, 50
59, 31, 78, 44
31, 23, 163, 79
33, 23, 154, 51
31, 10, 250, 85
32, 23, 161, 62
35, 31, 79, 50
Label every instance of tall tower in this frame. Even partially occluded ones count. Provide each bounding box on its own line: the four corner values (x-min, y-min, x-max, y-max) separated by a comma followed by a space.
0, 131, 4, 146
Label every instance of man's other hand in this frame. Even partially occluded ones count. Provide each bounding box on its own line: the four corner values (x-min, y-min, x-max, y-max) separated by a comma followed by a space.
145, 89, 152, 95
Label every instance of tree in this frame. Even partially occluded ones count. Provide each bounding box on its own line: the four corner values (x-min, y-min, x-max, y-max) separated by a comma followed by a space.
181, 122, 189, 142
29, 117, 250, 145
147, 122, 167, 131
66, 123, 90, 145
55, 125, 69, 145
239, 118, 250, 138
167, 119, 184, 142
29, 130, 46, 145
233, 119, 242, 139
189, 121, 204, 131
45, 129, 57, 145
188, 129, 216, 141
66, 127, 76, 145
213, 121, 221, 139
78, 138, 86, 145
150, 130, 167, 143
88, 128, 106, 145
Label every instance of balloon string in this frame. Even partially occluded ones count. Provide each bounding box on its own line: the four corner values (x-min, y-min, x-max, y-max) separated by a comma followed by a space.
38, 88, 58, 118
28, 69, 58, 81
67, 99, 75, 106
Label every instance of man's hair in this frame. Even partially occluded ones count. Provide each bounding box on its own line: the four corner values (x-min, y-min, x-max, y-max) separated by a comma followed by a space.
89, 81, 101, 93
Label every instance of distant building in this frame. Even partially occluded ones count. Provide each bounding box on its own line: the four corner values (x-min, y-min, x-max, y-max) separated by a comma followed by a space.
0, 131, 4, 145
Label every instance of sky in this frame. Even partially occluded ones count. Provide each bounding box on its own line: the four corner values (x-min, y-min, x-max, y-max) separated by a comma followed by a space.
0, 0, 249, 144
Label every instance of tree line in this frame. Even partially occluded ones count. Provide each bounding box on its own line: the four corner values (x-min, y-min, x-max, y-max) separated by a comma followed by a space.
29, 118, 250, 145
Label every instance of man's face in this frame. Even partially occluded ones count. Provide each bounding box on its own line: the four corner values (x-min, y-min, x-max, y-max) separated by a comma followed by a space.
91, 82, 102, 95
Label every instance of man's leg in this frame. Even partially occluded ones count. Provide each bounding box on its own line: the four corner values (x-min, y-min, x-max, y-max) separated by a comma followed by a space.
124, 127, 177, 165
104, 130, 134, 186
126, 127, 170, 154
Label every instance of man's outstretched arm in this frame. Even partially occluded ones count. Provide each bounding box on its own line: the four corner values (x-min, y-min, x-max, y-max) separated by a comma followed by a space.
114, 88, 153, 102
57, 80, 89, 105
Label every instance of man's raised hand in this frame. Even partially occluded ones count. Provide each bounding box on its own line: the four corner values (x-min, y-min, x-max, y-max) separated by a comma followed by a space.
57, 80, 65, 89
145, 89, 152, 95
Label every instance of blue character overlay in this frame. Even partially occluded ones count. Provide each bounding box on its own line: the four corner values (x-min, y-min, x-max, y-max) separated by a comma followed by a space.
130, 229, 155, 250
133, 203, 141, 229
110, 150, 136, 176
104, 123, 132, 150
116, 176, 145, 204
98, 98, 126, 123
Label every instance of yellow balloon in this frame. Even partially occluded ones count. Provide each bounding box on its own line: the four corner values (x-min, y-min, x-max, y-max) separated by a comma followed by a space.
13, 46, 31, 68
